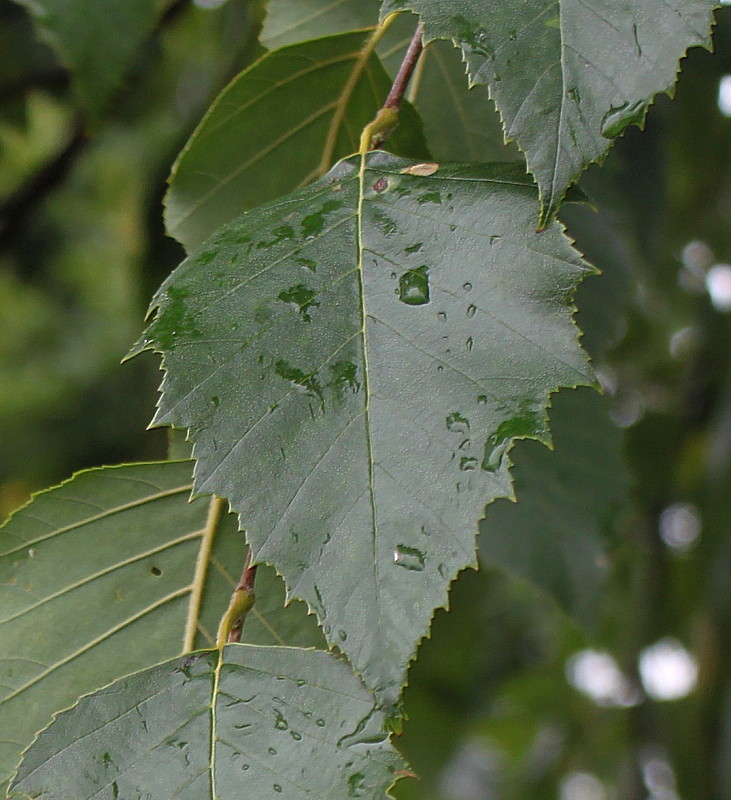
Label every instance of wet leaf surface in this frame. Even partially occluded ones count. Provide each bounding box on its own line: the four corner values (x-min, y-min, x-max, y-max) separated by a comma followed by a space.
12, 646, 402, 800
137, 151, 595, 709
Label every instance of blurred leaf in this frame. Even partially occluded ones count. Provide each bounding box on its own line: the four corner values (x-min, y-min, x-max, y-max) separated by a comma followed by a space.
479, 387, 627, 627
10, 0, 158, 117
12, 646, 403, 800
381, 0, 717, 224
165, 31, 429, 252
0, 461, 322, 793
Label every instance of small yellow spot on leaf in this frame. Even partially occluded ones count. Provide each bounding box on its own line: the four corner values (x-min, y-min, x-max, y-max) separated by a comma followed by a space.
401, 163, 439, 177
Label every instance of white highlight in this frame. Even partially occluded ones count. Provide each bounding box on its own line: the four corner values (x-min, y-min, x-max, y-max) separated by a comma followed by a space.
559, 772, 607, 800
659, 503, 701, 551
719, 76, 731, 116
639, 638, 698, 701
706, 264, 731, 311
566, 650, 640, 707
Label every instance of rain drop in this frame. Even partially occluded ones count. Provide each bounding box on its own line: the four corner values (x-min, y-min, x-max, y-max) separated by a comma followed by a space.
446, 412, 470, 434
466, 304, 477, 318
348, 773, 367, 798
463, 282, 472, 291
601, 99, 648, 138
398, 266, 430, 305
316, 718, 326, 727
273, 785, 283, 793
393, 545, 426, 572
437, 311, 447, 321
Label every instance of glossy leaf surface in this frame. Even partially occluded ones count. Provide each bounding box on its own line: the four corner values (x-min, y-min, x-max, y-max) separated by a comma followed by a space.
0, 461, 322, 792
136, 152, 595, 708
165, 31, 428, 252
10, 0, 157, 116
381, 0, 716, 223
262, 0, 519, 164
12, 646, 402, 800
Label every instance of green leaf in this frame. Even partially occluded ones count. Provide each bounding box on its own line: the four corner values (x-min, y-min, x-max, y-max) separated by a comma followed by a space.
135, 151, 595, 709
11, 645, 403, 800
479, 387, 627, 626
262, 0, 381, 48
165, 31, 429, 252
262, 0, 520, 164
0, 461, 323, 792
9, 0, 158, 117
380, 0, 717, 224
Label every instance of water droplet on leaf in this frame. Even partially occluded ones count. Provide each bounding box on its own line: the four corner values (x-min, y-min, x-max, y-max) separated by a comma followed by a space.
601, 99, 647, 138
446, 412, 470, 434
393, 545, 425, 571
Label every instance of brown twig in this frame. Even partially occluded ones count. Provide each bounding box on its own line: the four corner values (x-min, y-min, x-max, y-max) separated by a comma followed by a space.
383, 23, 424, 112
220, 549, 256, 644
360, 22, 426, 152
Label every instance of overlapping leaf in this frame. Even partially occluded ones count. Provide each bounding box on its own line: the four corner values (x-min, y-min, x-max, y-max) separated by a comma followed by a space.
11, 645, 402, 800
9, 0, 158, 116
135, 151, 595, 709
381, 0, 717, 224
165, 31, 428, 252
479, 387, 627, 626
262, 0, 520, 164
0, 461, 322, 793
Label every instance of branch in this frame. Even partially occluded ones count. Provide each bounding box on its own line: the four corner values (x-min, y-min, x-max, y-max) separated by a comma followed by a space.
0, 120, 88, 255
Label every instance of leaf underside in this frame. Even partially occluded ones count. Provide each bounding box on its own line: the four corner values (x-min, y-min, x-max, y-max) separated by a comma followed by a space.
11, 645, 403, 800
381, 0, 717, 224
0, 461, 323, 793
262, 0, 521, 164
165, 30, 428, 252
137, 151, 595, 709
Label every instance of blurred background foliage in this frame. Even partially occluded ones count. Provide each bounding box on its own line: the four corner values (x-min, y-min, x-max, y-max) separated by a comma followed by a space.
1, 1, 731, 798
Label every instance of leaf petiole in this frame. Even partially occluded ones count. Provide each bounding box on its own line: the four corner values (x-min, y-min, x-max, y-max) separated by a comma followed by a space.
360, 21, 425, 152
215, 548, 258, 647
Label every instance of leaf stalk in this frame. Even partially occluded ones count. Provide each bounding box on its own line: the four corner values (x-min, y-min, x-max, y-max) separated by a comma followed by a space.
216, 548, 257, 647
360, 22, 425, 151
